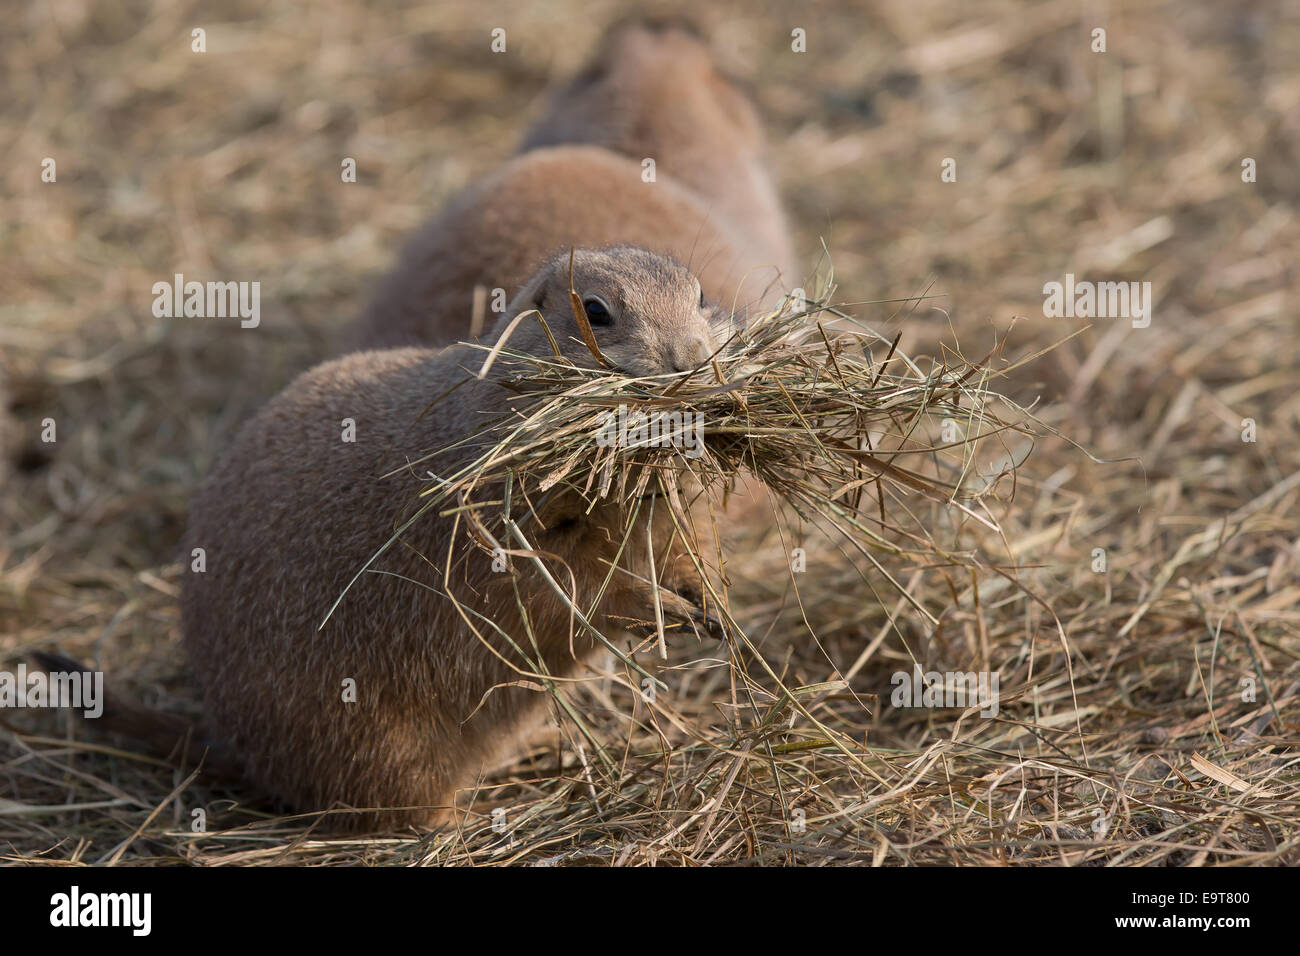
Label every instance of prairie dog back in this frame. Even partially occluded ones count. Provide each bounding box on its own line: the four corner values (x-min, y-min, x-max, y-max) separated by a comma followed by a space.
354, 147, 771, 351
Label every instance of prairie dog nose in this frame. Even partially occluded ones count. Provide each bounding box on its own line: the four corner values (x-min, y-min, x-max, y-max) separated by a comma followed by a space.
670, 332, 715, 373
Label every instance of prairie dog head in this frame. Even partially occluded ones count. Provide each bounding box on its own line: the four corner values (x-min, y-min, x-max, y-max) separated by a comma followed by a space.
520, 19, 764, 157
494, 247, 723, 378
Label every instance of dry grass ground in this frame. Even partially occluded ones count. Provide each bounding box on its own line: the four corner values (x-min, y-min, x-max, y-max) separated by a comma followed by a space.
2, 0, 1298, 865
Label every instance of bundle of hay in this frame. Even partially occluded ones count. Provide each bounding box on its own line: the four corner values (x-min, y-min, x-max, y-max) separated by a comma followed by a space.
385, 275, 1036, 672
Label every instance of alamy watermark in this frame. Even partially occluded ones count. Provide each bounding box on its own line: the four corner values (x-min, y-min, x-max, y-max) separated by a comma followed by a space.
1043, 274, 1151, 328
50, 886, 151, 936
891, 665, 999, 718
151, 273, 260, 328
0, 663, 103, 718
596, 406, 705, 459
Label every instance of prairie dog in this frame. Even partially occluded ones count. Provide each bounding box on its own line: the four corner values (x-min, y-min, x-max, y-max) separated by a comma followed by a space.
183, 248, 722, 830
350, 22, 793, 352
521, 19, 794, 276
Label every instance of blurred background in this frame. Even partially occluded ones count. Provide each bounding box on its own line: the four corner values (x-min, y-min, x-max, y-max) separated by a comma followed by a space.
2, 0, 1298, 863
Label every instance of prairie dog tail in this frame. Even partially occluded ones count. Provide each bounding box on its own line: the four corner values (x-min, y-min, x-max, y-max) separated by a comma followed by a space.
26, 651, 241, 779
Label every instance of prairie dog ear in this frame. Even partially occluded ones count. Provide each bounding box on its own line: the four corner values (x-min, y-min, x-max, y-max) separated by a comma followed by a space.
508, 265, 555, 315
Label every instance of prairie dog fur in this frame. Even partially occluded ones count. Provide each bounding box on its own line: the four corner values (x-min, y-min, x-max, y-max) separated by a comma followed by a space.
350, 21, 794, 352
521, 19, 793, 276
183, 249, 722, 830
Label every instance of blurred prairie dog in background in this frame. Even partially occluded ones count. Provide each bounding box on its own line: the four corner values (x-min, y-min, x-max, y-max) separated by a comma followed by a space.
183, 249, 726, 829
350, 18, 795, 351
521, 18, 793, 275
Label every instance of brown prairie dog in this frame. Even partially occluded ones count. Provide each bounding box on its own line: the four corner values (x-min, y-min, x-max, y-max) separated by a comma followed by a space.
183, 248, 722, 830
350, 21, 794, 352
521, 19, 794, 276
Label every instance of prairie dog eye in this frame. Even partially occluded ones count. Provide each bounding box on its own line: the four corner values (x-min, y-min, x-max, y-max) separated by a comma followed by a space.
582, 295, 613, 326
698, 285, 705, 307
